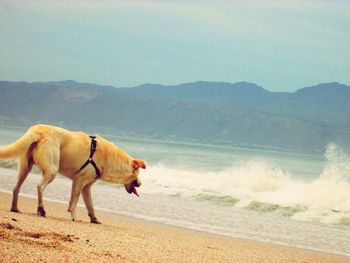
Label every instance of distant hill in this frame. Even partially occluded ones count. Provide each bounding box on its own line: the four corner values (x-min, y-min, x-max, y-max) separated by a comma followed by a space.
0, 80, 349, 154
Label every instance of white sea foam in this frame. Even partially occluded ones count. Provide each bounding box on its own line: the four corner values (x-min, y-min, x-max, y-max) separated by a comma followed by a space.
141, 143, 350, 225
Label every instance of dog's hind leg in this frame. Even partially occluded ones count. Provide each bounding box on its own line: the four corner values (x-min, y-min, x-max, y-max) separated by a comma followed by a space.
37, 171, 57, 217
34, 144, 59, 217
82, 181, 101, 224
11, 155, 33, 213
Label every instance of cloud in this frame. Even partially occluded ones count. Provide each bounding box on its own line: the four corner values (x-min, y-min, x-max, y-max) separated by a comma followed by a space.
0, 0, 349, 90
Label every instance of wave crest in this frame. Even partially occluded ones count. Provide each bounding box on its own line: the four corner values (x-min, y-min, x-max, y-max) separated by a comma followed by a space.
142, 144, 350, 225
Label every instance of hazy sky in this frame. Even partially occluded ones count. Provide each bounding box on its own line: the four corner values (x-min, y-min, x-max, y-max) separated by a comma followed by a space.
0, 0, 349, 91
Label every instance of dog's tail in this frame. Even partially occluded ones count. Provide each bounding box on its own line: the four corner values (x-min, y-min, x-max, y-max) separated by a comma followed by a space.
0, 127, 40, 159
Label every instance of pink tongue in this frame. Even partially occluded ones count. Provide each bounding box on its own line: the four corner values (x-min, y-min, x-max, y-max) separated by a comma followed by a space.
131, 185, 140, 197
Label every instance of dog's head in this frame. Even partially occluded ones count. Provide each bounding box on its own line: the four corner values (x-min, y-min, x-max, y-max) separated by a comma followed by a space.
124, 159, 146, 197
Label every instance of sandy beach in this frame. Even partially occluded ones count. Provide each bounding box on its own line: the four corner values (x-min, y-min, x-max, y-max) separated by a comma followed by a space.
0, 192, 348, 262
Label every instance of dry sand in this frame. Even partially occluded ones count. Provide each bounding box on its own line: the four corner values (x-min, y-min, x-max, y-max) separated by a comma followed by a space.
0, 192, 349, 263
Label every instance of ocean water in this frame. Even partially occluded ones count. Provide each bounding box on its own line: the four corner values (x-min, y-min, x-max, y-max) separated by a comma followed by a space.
1, 127, 350, 256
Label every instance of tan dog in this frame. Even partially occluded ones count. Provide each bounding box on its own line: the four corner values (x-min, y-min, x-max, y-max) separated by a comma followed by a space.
0, 124, 146, 224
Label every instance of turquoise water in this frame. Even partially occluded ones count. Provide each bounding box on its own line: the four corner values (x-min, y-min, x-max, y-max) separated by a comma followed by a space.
112, 134, 325, 180
1, 126, 350, 255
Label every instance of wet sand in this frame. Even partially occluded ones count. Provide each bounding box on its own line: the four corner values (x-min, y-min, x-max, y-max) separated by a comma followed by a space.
0, 192, 349, 262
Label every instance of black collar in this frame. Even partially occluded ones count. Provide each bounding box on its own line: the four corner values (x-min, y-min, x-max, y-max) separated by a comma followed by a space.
77, 136, 101, 178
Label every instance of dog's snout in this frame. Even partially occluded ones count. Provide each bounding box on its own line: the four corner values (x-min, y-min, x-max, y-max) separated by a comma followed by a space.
133, 179, 141, 187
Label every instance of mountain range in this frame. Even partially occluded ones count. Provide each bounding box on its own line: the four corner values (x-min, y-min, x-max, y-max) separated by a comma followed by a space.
0, 80, 349, 154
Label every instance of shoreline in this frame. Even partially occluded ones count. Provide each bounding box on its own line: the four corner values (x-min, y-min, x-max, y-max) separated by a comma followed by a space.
2, 188, 348, 258
0, 192, 349, 262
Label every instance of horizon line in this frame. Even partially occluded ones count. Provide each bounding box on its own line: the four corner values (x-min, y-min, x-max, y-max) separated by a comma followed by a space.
0, 79, 349, 93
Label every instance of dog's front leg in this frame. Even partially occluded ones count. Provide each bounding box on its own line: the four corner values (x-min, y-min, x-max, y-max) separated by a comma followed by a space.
68, 179, 85, 222
82, 182, 101, 224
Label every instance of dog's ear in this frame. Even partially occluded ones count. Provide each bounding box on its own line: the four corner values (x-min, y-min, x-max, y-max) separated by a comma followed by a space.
132, 160, 146, 170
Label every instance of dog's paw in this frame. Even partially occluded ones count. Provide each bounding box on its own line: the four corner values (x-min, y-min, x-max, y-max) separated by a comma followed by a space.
37, 207, 46, 217
90, 218, 102, 224
10, 207, 21, 213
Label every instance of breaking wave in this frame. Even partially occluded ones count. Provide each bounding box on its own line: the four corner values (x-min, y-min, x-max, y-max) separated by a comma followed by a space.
142, 143, 350, 225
